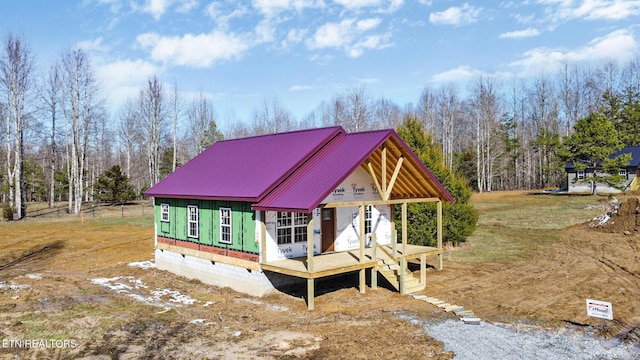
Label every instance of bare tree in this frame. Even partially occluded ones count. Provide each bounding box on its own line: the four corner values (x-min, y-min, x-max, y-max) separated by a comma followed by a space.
60, 48, 100, 214
251, 96, 295, 134
435, 84, 464, 170
138, 75, 167, 186
373, 97, 402, 129
118, 99, 139, 179
41, 61, 61, 207
557, 62, 587, 137
342, 84, 372, 132
187, 92, 220, 157
170, 82, 182, 173
417, 86, 438, 134
469, 76, 502, 192
0, 34, 35, 219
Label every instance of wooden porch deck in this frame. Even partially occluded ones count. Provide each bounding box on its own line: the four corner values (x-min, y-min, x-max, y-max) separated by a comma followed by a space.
260, 244, 441, 279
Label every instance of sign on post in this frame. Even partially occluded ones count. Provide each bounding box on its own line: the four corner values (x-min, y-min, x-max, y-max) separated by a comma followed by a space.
586, 299, 613, 320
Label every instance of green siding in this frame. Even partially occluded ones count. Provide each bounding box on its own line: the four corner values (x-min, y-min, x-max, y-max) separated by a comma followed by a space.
242, 203, 258, 253
153, 198, 258, 254
199, 200, 214, 245
175, 199, 188, 240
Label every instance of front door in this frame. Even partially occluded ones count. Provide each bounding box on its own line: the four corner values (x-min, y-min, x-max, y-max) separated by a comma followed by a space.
321, 208, 336, 252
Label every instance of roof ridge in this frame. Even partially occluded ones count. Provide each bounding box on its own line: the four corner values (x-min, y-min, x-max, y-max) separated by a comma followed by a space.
217, 126, 344, 143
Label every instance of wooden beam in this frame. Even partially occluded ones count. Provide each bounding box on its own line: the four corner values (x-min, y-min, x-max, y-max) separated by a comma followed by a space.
307, 278, 314, 310
307, 214, 315, 309
359, 204, 366, 294
322, 197, 440, 209
437, 200, 443, 271
260, 211, 267, 263
385, 156, 404, 201
381, 143, 387, 193
307, 214, 314, 272
401, 202, 407, 258
156, 243, 260, 271
420, 253, 426, 286
367, 160, 384, 199
371, 233, 377, 290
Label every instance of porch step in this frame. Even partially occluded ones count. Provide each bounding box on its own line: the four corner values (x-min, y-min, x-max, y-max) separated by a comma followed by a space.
377, 259, 424, 295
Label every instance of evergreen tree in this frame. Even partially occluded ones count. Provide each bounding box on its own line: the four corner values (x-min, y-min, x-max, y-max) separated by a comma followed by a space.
561, 112, 630, 194
396, 116, 478, 246
93, 165, 136, 205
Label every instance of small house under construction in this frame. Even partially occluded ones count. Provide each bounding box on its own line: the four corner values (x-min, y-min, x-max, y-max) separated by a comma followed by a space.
145, 126, 454, 309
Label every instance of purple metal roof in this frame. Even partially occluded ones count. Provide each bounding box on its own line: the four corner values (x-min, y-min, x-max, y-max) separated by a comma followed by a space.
253, 130, 393, 213
145, 126, 344, 200
252, 129, 455, 213
146, 126, 455, 212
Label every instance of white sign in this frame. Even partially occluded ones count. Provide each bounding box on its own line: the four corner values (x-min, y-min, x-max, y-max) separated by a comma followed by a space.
586, 299, 613, 320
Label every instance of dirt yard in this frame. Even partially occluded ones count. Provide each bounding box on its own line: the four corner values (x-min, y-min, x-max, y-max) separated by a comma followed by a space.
0, 193, 638, 359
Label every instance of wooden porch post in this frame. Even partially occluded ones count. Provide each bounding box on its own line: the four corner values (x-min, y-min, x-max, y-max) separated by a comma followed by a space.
437, 200, 443, 271
358, 204, 366, 294
401, 202, 407, 256
307, 214, 315, 310
371, 233, 377, 289
400, 202, 408, 294
260, 211, 267, 263
420, 253, 426, 286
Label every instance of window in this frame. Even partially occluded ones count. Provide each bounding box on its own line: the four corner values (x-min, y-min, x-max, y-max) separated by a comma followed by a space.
187, 205, 199, 238
619, 169, 627, 176
364, 205, 372, 234
577, 170, 585, 179
294, 213, 308, 243
277, 212, 292, 245
276, 212, 308, 245
161, 203, 170, 222
220, 207, 232, 244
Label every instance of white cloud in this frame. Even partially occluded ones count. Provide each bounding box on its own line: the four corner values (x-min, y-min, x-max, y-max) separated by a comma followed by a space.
136, 31, 251, 67
144, 0, 170, 20
307, 17, 390, 57
281, 28, 309, 48
75, 37, 109, 52
289, 84, 315, 91
431, 65, 483, 83
332, 0, 404, 13
252, 0, 325, 17
356, 18, 382, 31
206, 3, 248, 29
538, 0, 640, 21
333, 0, 381, 8
96, 59, 159, 107
510, 29, 637, 71
176, 0, 197, 13
500, 28, 541, 39
140, 0, 198, 20
429, 3, 481, 26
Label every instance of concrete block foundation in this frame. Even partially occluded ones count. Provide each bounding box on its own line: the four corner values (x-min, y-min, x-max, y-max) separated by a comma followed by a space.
155, 249, 304, 296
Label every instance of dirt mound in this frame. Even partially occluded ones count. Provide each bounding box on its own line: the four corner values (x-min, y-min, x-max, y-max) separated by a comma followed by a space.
588, 197, 640, 234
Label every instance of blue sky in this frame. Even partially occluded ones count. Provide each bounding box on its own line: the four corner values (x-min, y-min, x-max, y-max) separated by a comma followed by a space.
2, 0, 640, 130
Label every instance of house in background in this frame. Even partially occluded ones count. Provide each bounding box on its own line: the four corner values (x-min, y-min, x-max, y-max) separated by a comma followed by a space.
145, 126, 454, 309
565, 145, 640, 194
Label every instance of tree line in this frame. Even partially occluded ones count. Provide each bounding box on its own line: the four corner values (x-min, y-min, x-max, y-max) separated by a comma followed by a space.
2, 32, 640, 219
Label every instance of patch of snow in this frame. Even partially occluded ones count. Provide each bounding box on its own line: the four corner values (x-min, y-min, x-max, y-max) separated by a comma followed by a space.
589, 213, 611, 227
26, 273, 42, 280
151, 288, 197, 305
128, 260, 155, 270
189, 319, 206, 324
267, 304, 290, 312
0, 281, 31, 291
91, 276, 198, 308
